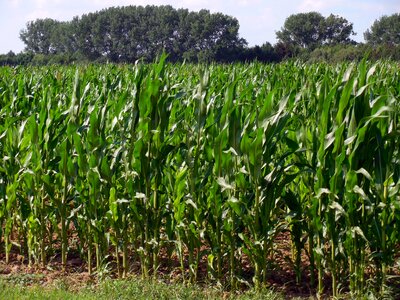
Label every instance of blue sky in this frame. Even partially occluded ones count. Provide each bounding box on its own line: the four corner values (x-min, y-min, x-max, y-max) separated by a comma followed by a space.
1, 0, 399, 54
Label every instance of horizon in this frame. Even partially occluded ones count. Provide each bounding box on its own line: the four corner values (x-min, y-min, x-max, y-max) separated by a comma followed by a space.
0, 0, 399, 54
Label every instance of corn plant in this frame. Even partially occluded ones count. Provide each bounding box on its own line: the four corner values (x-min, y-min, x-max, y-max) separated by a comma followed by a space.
0, 60, 398, 299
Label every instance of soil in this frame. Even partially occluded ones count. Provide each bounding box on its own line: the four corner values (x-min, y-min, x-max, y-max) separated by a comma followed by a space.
0, 231, 399, 299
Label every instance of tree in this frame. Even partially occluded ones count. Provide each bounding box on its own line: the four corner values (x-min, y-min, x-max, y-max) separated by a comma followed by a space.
72, 14, 101, 61
19, 5, 247, 63
364, 13, 400, 46
276, 12, 325, 49
181, 9, 246, 62
237, 42, 279, 62
276, 12, 355, 49
20, 18, 60, 54
324, 14, 355, 45
0, 51, 34, 66
0, 51, 16, 66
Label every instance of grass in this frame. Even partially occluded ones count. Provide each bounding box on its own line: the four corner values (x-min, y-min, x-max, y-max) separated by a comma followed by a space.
0, 275, 291, 300
2, 273, 397, 299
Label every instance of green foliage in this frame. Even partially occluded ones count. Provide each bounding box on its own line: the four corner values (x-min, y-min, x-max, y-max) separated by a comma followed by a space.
324, 14, 355, 45
364, 13, 400, 46
306, 44, 364, 63
0, 51, 34, 66
20, 18, 61, 55
0, 60, 399, 299
4, 8, 400, 66
305, 43, 400, 63
276, 12, 355, 49
237, 43, 280, 63
19, 6, 246, 63
0, 277, 287, 300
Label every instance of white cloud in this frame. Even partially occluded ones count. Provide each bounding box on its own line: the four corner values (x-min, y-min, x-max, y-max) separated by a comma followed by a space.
33, 0, 47, 7
236, 0, 262, 6
90, 0, 148, 5
353, 2, 386, 14
32, 0, 63, 8
10, 0, 22, 7
26, 9, 58, 20
298, 0, 344, 12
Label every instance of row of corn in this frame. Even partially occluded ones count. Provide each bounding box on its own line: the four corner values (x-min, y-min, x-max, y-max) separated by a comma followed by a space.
0, 57, 399, 297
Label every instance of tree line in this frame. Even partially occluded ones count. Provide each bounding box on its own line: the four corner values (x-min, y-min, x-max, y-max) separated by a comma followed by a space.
1, 6, 399, 65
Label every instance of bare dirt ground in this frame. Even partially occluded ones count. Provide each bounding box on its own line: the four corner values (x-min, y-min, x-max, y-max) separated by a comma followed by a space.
1, 232, 399, 298
0, 231, 315, 298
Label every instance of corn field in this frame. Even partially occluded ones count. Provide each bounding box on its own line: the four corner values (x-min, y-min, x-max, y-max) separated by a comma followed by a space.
0, 57, 399, 298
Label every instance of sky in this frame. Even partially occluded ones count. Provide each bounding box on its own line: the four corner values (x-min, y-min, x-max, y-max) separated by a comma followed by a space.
0, 0, 399, 54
